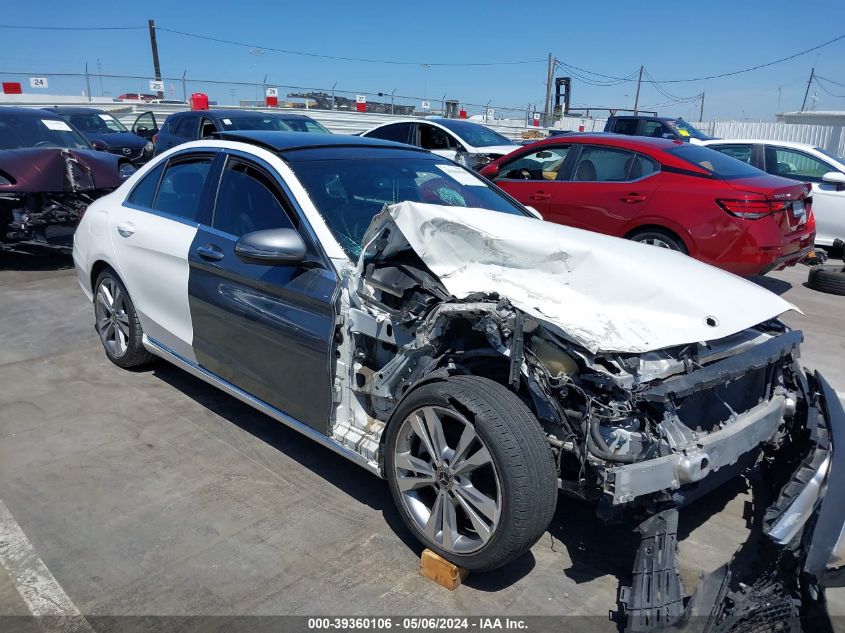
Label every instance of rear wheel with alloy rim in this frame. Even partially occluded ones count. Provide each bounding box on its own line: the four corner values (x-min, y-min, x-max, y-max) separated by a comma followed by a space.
385, 375, 557, 571
94, 270, 155, 368
629, 229, 688, 253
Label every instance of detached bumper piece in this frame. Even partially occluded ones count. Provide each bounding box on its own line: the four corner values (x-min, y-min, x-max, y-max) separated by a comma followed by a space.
620, 509, 685, 632
618, 371, 845, 632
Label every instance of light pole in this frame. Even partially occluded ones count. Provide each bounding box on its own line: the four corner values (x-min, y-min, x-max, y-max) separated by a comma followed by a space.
331, 81, 337, 110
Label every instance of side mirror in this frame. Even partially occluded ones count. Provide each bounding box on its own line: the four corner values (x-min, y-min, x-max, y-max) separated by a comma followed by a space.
90, 138, 108, 151
524, 205, 543, 220
821, 171, 845, 186
479, 163, 499, 178
235, 228, 307, 265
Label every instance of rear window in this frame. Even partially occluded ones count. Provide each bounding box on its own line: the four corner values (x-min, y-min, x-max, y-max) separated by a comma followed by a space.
665, 144, 763, 179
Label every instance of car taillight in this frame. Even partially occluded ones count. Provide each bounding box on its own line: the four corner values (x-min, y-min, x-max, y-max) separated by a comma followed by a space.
716, 198, 786, 220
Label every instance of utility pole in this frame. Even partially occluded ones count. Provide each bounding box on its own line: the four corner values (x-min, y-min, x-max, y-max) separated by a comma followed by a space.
633, 65, 643, 114
543, 53, 555, 127
97, 59, 104, 96
801, 68, 815, 111
777, 83, 783, 112
148, 19, 163, 98
699, 91, 705, 121
84, 62, 92, 102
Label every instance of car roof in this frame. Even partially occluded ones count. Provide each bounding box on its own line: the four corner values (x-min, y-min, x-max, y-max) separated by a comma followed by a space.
43, 107, 107, 115
0, 106, 65, 118
212, 130, 429, 154
702, 138, 818, 150
171, 109, 314, 120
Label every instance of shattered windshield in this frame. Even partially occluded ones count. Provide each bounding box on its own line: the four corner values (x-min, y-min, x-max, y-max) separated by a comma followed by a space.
290, 155, 527, 257
0, 114, 91, 150
67, 112, 128, 134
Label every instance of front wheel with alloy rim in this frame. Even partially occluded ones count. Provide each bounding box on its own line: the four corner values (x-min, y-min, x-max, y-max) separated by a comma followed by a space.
94, 270, 155, 368
385, 375, 557, 571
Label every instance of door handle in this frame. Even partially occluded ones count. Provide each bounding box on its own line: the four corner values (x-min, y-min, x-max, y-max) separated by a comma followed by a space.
529, 192, 550, 201
196, 245, 224, 261
621, 193, 647, 203
116, 222, 135, 237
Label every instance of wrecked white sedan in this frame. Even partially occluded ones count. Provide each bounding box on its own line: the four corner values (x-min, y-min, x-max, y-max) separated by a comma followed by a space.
73, 132, 845, 630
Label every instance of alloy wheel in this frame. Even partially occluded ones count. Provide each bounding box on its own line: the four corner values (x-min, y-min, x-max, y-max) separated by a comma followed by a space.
95, 277, 130, 358
392, 406, 502, 554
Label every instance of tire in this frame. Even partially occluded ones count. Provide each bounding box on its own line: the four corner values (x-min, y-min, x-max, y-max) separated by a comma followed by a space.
628, 229, 688, 254
808, 266, 845, 296
384, 375, 557, 571
93, 269, 155, 368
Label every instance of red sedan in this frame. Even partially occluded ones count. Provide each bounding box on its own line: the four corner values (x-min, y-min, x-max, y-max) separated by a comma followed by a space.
480, 135, 815, 276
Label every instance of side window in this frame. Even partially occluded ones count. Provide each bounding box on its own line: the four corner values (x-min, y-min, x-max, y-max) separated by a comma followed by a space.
174, 116, 199, 139
765, 146, 831, 182
497, 147, 570, 181
213, 158, 295, 236
200, 118, 217, 139
642, 120, 673, 138
153, 156, 214, 221
710, 144, 753, 164
571, 146, 636, 182
366, 123, 412, 144
612, 119, 639, 135
126, 162, 165, 208
419, 124, 457, 151
627, 154, 660, 180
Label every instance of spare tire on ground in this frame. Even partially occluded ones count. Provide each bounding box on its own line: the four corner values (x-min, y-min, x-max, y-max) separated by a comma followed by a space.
808, 266, 845, 296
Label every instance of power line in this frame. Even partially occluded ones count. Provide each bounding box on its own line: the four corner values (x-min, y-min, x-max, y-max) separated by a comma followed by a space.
641, 67, 700, 103
557, 33, 845, 84
816, 75, 845, 89
157, 27, 544, 67
814, 77, 845, 98
0, 24, 143, 30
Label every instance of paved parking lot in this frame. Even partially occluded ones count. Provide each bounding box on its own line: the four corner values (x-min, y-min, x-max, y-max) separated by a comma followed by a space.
0, 252, 843, 629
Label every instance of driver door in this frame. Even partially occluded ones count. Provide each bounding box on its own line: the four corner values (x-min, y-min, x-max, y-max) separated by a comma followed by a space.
131, 111, 158, 140
417, 123, 461, 161
187, 153, 337, 433
491, 146, 573, 215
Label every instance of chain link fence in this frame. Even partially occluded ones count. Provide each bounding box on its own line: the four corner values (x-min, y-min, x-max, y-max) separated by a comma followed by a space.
0, 69, 547, 128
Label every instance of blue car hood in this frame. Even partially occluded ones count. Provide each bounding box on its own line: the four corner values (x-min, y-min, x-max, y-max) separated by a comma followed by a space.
84, 131, 147, 149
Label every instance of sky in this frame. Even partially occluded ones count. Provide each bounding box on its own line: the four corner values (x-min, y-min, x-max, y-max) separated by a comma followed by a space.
1, 0, 844, 120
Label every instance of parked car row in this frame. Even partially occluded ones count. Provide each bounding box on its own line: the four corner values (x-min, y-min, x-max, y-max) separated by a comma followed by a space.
72, 130, 845, 630
0, 105, 331, 252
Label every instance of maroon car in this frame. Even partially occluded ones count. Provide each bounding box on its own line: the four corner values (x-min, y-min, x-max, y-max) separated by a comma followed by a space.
0, 106, 135, 254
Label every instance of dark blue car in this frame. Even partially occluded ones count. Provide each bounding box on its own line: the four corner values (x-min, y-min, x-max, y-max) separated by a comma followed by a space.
147, 108, 330, 156
46, 107, 154, 165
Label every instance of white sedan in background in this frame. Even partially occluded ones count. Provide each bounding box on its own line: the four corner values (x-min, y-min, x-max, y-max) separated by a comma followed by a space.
361, 118, 521, 169
703, 139, 845, 246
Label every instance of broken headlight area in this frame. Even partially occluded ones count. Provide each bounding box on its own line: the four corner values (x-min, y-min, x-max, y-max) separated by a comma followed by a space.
621, 372, 845, 632
0, 151, 115, 253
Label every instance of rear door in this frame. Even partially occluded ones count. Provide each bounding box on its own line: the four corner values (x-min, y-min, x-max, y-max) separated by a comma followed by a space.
363, 122, 414, 144
109, 151, 219, 361
547, 145, 662, 233
491, 145, 573, 215
762, 145, 845, 245
187, 153, 337, 433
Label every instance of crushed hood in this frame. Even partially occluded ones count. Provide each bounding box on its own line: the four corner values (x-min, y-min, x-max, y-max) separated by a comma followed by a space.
361, 202, 796, 354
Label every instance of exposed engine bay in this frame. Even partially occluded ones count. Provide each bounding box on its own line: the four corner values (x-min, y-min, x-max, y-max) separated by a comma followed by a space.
324, 202, 845, 631
0, 149, 121, 253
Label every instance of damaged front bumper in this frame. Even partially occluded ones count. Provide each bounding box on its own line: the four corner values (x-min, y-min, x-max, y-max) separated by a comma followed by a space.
622, 370, 845, 632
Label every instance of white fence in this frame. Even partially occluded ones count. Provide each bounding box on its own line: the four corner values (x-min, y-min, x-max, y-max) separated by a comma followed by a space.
556, 115, 845, 156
